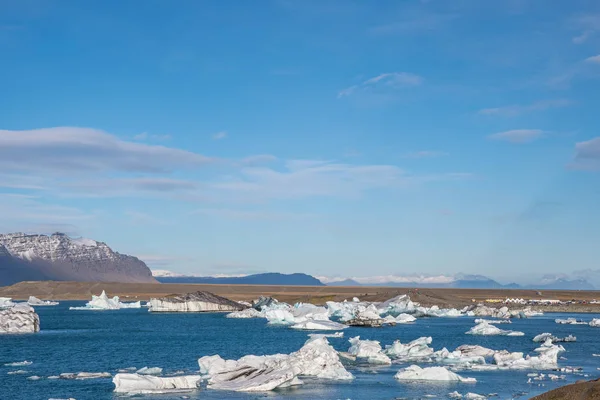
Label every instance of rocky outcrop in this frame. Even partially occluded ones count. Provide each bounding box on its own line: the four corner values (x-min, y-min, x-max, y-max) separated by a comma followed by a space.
0, 232, 156, 286
148, 291, 247, 312
0, 303, 40, 333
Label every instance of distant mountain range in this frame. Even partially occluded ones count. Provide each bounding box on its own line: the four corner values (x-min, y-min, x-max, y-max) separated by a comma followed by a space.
0, 232, 156, 286
156, 272, 324, 286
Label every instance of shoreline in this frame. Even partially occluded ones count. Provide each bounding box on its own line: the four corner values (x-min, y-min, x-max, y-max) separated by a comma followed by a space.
2, 281, 600, 313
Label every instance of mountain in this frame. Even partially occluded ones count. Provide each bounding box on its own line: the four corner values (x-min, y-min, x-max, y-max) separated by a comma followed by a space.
0, 232, 157, 286
526, 278, 595, 291
156, 272, 324, 286
326, 279, 363, 286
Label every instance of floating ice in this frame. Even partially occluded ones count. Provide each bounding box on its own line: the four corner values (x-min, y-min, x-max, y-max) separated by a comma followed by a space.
532, 333, 576, 343
590, 319, 600, 327
487, 339, 564, 370
4, 361, 33, 366
0, 303, 40, 333
59, 372, 112, 380
308, 332, 344, 339
384, 337, 434, 362
7, 370, 28, 374
148, 291, 245, 313
113, 373, 201, 394
466, 321, 524, 336
27, 375, 41, 380
414, 305, 462, 318
432, 348, 486, 366
0, 297, 15, 309
449, 391, 463, 399
394, 365, 476, 383
69, 290, 140, 310
346, 305, 384, 327
455, 345, 496, 358
136, 367, 163, 375
291, 319, 347, 331
198, 336, 352, 391
465, 394, 486, 400
377, 294, 417, 316
27, 296, 59, 306
555, 318, 587, 325
344, 336, 392, 365
474, 318, 511, 324
226, 308, 263, 318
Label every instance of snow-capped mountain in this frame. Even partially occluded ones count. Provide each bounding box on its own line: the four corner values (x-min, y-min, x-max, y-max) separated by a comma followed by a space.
0, 232, 156, 286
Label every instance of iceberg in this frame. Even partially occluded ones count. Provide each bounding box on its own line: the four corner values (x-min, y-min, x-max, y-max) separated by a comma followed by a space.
0, 303, 40, 333
226, 308, 263, 318
384, 337, 434, 362
27, 296, 59, 306
58, 372, 112, 379
265, 303, 330, 326
455, 345, 496, 358
414, 305, 462, 318
113, 373, 201, 394
590, 319, 600, 327
0, 297, 15, 309
466, 321, 524, 336
344, 336, 392, 365
198, 336, 352, 391
4, 361, 33, 366
555, 318, 587, 325
148, 291, 246, 313
533, 333, 576, 343
136, 367, 163, 375
291, 319, 347, 331
474, 318, 511, 324
377, 294, 417, 316
346, 305, 385, 327
308, 332, 344, 339
432, 348, 486, 366
69, 290, 139, 310
394, 365, 476, 383
488, 339, 564, 370
465, 394, 486, 400
395, 313, 417, 323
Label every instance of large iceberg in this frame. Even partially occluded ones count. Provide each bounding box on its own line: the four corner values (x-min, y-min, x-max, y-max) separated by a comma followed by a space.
265, 303, 331, 327
291, 319, 347, 331
384, 337, 435, 362
394, 365, 476, 383
198, 336, 352, 391
414, 305, 462, 318
466, 321, 524, 336
113, 373, 201, 394
486, 339, 564, 370
27, 296, 59, 306
69, 290, 140, 310
590, 319, 600, 327
343, 336, 392, 365
0, 303, 40, 334
377, 294, 416, 316
148, 291, 245, 313
226, 308, 263, 318
345, 305, 385, 327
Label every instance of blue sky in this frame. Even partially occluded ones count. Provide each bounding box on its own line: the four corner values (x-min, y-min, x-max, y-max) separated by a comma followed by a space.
1, 0, 599, 283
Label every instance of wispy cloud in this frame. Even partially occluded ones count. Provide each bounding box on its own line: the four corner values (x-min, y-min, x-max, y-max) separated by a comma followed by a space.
133, 132, 171, 141
212, 131, 228, 140
570, 14, 600, 44
0, 127, 215, 174
585, 55, 600, 64
402, 150, 448, 159
369, 13, 457, 35
479, 99, 572, 117
338, 72, 423, 98
239, 154, 278, 166
569, 137, 600, 170
488, 129, 544, 143
193, 208, 315, 221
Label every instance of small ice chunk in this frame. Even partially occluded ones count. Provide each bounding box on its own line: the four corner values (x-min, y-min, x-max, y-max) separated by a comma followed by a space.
136, 367, 163, 375
4, 361, 33, 366
394, 365, 476, 383
466, 321, 524, 336
113, 373, 201, 394
27, 375, 41, 380
448, 391, 463, 399
7, 370, 28, 375
465, 394, 486, 400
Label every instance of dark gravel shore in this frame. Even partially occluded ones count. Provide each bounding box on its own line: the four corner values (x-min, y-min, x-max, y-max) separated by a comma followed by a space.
531, 378, 600, 400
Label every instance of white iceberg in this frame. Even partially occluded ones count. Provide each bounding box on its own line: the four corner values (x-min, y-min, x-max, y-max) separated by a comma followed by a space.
455, 345, 496, 358
308, 332, 344, 339
465, 394, 486, 400
590, 319, 600, 327
113, 373, 201, 394
4, 361, 33, 366
198, 336, 352, 391
394, 365, 476, 383
58, 372, 112, 379
27, 296, 59, 306
136, 367, 163, 375
0, 303, 40, 333
346, 305, 385, 327
69, 290, 140, 310
432, 348, 486, 365
532, 333, 576, 343
0, 297, 15, 309
414, 305, 462, 318
395, 313, 417, 323
344, 336, 391, 365
377, 294, 417, 316
384, 337, 435, 362
466, 321, 524, 336
489, 339, 564, 370
555, 318, 587, 325
291, 319, 347, 331
226, 308, 263, 318
474, 318, 511, 324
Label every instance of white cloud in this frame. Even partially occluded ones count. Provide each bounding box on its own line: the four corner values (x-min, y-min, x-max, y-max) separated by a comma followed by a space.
134, 132, 171, 141
570, 137, 600, 170
239, 154, 278, 166
488, 129, 544, 143
572, 30, 593, 44
479, 99, 572, 117
585, 55, 600, 64
0, 127, 214, 174
570, 14, 600, 44
212, 131, 228, 140
338, 72, 423, 98
402, 150, 448, 159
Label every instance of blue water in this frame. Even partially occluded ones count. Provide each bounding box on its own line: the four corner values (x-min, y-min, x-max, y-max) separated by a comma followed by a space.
1, 302, 600, 400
